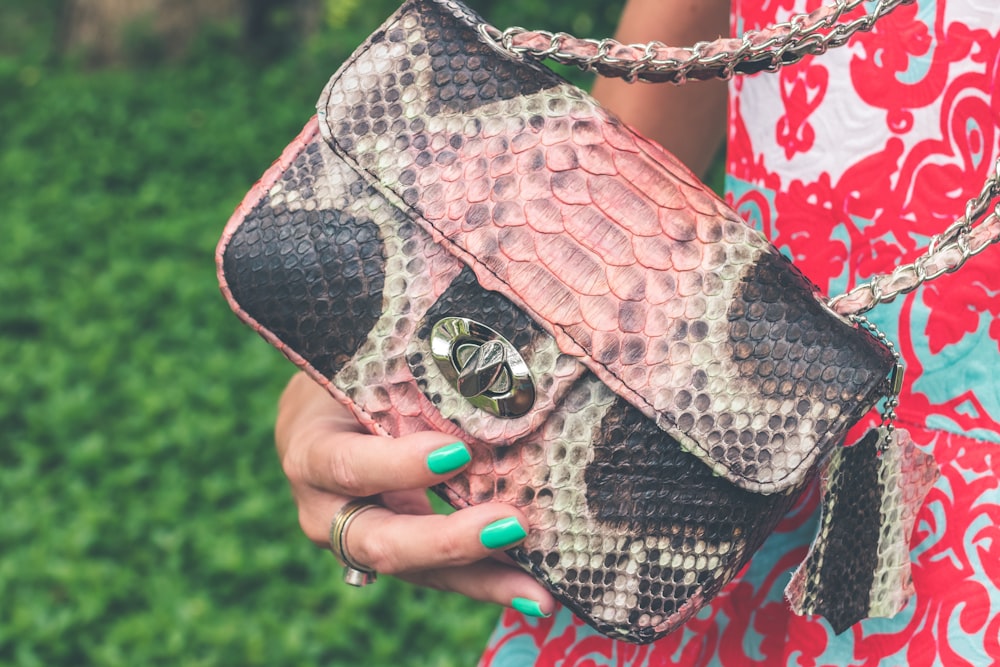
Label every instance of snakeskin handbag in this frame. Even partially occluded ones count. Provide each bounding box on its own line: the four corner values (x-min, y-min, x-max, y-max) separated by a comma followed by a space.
217, 0, 998, 643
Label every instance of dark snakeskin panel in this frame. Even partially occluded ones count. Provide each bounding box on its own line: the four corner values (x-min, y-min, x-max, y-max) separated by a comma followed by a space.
221, 131, 389, 379
805, 430, 883, 631
578, 399, 800, 640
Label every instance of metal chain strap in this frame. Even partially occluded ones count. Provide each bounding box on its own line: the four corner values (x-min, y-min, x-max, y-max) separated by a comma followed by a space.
480, 0, 914, 83
829, 158, 1000, 316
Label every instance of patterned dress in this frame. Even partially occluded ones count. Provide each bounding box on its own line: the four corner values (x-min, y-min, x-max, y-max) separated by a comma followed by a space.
481, 0, 1000, 664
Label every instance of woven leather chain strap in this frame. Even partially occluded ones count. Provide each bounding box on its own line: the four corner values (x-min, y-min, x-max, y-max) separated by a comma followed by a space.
830, 159, 1000, 316
482, 0, 1000, 316
482, 0, 913, 83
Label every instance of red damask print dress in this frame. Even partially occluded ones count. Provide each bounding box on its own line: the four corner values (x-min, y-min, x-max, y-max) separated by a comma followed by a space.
480, 0, 1000, 664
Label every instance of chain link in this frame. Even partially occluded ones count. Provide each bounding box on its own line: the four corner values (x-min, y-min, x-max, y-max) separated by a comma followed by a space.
850, 315, 903, 452
829, 158, 1000, 316
481, 0, 914, 83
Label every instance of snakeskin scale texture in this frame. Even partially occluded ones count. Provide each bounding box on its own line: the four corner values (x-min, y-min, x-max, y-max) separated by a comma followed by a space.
318, 0, 895, 493
221, 125, 390, 379
785, 429, 939, 633
216, 119, 809, 641
216, 0, 900, 644
403, 268, 803, 640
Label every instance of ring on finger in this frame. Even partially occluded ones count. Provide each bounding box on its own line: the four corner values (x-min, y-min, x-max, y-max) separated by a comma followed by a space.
329, 498, 381, 587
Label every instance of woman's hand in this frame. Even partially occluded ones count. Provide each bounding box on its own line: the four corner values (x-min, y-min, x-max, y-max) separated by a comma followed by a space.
275, 371, 555, 617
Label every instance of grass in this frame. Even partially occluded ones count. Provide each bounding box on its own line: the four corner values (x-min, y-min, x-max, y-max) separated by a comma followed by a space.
0, 38, 500, 667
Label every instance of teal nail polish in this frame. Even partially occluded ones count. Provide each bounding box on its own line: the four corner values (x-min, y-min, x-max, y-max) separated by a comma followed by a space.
427, 442, 470, 475
479, 517, 527, 550
511, 597, 550, 618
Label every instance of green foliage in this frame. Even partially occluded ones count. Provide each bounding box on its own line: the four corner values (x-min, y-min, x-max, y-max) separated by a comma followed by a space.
323, 0, 366, 29
0, 37, 498, 667
0, 0, 62, 63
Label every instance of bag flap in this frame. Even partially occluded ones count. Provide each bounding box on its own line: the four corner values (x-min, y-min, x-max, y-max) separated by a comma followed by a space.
217, 117, 592, 447
315, 0, 895, 492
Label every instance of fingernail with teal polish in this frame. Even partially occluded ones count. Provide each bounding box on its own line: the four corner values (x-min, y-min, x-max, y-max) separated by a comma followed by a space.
480, 517, 527, 550
512, 597, 550, 618
427, 442, 471, 475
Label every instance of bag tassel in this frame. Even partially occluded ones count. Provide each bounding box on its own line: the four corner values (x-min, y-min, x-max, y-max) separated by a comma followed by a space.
785, 427, 939, 633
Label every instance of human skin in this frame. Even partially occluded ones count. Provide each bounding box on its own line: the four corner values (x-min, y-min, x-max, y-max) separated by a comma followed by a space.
273, 0, 731, 615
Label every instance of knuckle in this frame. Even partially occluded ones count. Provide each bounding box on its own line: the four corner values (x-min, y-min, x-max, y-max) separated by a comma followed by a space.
298, 508, 329, 547
280, 449, 306, 487
356, 532, 400, 575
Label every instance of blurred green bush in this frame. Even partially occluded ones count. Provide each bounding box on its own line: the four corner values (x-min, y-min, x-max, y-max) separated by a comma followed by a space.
0, 1, 726, 665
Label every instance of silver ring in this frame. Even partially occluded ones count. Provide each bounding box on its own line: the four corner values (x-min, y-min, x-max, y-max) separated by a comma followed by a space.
329, 499, 381, 587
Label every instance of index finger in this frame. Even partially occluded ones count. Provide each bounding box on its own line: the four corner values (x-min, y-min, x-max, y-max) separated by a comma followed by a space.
292, 426, 472, 498
276, 373, 474, 496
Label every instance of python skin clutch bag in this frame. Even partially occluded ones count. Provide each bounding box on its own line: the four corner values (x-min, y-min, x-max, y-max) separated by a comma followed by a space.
214, 0, 937, 643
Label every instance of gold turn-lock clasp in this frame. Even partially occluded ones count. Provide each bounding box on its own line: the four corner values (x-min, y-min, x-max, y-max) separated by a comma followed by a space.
429, 317, 535, 418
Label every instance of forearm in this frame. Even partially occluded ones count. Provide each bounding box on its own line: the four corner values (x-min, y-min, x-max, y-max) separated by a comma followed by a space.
590, 0, 730, 179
